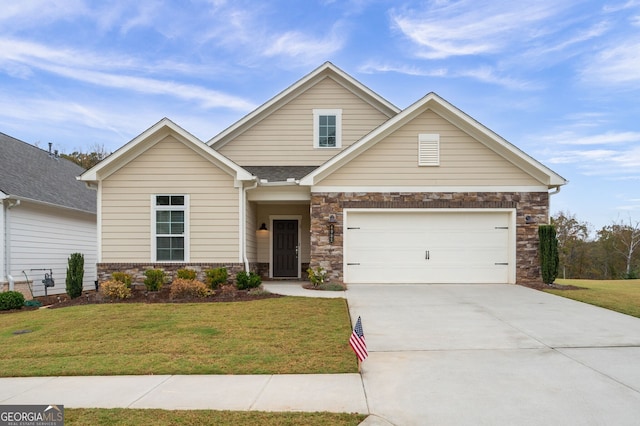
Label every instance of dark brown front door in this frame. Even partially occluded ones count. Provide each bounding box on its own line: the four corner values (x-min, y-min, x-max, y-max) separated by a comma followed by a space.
273, 220, 298, 277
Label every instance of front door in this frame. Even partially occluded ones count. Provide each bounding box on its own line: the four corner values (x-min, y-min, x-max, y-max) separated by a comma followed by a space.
273, 220, 299, 277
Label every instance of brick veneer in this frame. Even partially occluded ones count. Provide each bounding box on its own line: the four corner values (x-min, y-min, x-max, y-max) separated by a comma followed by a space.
97, 263, 246, 286
309, 192, 548, 285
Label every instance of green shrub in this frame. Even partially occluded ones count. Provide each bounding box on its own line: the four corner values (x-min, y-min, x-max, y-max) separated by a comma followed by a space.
205, 267, 228, 289
307, 266, 328, 287
100, 281, 132, 300
539, 225, 559, 285
144, 269, 166, 291
170, 278, 210, 299
176, 268, 197, 280
0, 291, 25, 311
111, 272, 132, 287
236, 271, 261, 290
66, 252, 85, 299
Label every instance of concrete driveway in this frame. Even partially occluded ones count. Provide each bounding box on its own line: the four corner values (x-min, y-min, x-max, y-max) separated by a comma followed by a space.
347, 284, 640, 426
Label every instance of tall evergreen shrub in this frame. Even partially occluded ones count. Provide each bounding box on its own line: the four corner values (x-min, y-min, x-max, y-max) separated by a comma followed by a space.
538, 225, 559, 285
66, 252, 85, 298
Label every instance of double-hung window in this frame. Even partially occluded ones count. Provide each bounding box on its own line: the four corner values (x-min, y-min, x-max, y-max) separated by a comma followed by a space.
313, 109, 342, 148
153, 195, 187, 261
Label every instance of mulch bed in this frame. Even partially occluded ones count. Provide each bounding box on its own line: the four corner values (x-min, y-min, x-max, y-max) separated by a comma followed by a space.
2, 286, 282, 314
49, 287, 282, 309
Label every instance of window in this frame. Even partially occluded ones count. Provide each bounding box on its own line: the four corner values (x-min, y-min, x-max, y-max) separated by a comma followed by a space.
418, 133, 440, 166
153, 195, 187, 261
313, 109, 342, 148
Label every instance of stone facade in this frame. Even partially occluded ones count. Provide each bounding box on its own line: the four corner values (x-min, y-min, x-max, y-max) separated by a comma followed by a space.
97, 262, 246, 286
310, 192, 549, 285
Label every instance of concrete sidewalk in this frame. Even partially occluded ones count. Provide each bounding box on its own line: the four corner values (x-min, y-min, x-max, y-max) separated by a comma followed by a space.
0, 374, 367, 413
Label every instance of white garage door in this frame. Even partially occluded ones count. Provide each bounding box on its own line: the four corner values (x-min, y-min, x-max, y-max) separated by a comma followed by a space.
344, 210, 513, 284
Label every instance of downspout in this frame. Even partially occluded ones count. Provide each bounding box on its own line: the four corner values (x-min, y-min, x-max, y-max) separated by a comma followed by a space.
3, 198, 21, 289
241, 179, 258, 271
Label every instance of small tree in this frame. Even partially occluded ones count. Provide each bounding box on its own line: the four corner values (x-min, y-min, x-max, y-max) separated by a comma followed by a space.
539, 225, 559, 285
66, 252, 85, 298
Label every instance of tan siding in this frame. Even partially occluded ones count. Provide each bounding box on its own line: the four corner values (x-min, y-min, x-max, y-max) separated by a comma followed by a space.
101, 135, 240, 263
219, 77, 390, 166
318, 110, 541, 187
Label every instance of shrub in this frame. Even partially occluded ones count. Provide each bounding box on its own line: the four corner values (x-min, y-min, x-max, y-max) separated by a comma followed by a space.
170, 278, 209, 299
176, 268, 197, 280
100, 280, 132, 300
66, 252, 85, 299
111, 272, 132, 287
0, 291, 25, 311
236, 271, 261, 290
205, 267, 228, 289
144, 269, 166, 291
307, 266, 328, 287
539, 225, 559, 285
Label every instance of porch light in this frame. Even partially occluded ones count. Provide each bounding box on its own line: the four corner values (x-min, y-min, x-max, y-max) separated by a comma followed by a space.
258, 223, 268, 231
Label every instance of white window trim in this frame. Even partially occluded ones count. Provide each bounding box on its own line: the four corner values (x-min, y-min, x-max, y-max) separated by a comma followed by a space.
313, 109, 342, 149
151, 194, 190, 262
418, 133, 440, 166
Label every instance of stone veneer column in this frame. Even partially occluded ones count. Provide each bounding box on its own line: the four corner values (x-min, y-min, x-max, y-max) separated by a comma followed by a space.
309, 192, 549, 286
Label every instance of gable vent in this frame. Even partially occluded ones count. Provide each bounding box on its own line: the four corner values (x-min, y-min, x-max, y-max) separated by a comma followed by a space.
418, 133, 440, 166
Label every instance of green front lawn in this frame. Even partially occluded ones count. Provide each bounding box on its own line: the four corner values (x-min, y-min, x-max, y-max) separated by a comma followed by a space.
65, 408, 366, 426
0, 298, 357, 377
545, 279, 640, 318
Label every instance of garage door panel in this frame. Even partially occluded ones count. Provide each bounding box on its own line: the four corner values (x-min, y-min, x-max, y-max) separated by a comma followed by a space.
344, 210, 512, 284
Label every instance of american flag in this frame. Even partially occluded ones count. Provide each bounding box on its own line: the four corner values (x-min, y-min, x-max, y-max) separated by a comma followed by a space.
349, 316, 368, 362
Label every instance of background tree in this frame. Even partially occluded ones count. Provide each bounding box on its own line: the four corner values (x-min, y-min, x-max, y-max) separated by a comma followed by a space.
551, 211, 591, 279
61, 143, 110, 169
598, 217, 640, 279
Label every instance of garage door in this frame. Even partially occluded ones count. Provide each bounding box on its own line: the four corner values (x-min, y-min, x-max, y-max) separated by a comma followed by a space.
344, 210, 513, 284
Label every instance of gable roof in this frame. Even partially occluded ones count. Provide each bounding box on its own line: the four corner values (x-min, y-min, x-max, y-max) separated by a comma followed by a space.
208, 62, 400, 150
0, 132, 96, 213
300, 92, 567, 188
80, 118, 254, 183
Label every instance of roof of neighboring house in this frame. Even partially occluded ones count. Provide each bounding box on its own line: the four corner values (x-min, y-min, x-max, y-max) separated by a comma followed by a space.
0, 132, 96, 213
243, 166, 318, 182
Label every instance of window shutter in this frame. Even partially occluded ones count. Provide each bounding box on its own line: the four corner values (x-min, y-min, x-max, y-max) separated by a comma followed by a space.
418, 134, 440, 166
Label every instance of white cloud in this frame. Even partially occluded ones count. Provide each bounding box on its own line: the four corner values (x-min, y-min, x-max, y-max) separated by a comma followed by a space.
358, 61, 535, 90
581, 37, 640, 86
358, 61, 448, 77
390, 1, 568, 59
0, 38, 256, 111
544, 130, 640, 145
263, 28, 345, 62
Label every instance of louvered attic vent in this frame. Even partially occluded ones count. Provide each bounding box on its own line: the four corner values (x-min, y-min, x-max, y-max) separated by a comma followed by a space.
418, 133, 440, 166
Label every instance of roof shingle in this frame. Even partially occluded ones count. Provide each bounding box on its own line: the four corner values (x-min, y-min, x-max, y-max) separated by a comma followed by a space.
0, 132, 96, 213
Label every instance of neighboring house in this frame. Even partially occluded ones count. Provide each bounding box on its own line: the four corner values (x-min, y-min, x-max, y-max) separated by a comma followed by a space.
1, 133, 97, 297
80, 62, 566, 286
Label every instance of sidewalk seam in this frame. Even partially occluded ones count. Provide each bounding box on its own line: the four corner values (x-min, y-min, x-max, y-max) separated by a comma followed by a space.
248, 374, 273, 410
126, 375, 173, 408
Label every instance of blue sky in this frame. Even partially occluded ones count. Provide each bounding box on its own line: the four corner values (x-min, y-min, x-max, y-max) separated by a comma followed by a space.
1, 0, 639, 232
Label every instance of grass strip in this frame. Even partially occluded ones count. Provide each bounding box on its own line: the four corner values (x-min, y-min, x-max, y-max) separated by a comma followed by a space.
545, 279, 640, 318
65, 408, 367, 426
